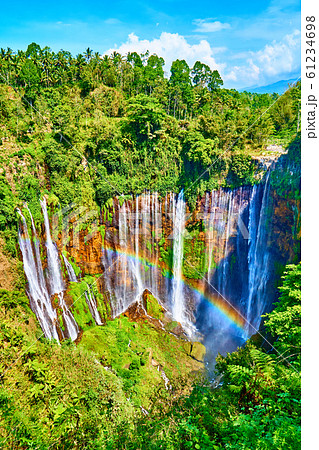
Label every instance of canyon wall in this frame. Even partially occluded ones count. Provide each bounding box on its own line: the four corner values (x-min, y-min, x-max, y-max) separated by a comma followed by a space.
18, 155, 300, 358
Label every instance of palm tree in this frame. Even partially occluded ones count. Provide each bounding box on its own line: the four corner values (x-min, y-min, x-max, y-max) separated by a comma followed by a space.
84, 48, 93, 63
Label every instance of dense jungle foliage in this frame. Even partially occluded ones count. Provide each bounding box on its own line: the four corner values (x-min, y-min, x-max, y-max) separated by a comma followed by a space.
0, 263, 301, 448
0, 43, 301, 448
0, 42, 300, 211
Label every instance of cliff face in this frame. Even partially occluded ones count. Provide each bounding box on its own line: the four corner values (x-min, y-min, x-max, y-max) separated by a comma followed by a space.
53, 175, 300, 341
17, 150, 300, 357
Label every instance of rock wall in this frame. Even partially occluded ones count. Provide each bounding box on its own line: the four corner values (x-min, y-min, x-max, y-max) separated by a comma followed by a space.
18, 153, 300, 356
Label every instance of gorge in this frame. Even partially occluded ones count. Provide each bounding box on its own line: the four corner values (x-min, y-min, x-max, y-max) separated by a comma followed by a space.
17, 156, 300, 364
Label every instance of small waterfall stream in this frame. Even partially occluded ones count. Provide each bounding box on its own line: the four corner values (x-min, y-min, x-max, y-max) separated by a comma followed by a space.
171, 191, 186, 324
85, 284, 103, 325
62, 254, 78, 283
40, 198, 79, 341
17, 209, 59, 341
62, 251, 103, 326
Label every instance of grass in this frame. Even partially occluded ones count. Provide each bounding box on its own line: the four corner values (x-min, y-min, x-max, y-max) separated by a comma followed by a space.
79, 315, 205, 408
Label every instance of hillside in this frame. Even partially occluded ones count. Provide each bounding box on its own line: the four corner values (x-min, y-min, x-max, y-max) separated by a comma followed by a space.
241, 78, 300, 95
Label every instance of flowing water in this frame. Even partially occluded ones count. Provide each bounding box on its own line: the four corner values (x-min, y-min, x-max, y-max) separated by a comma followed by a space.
171, 191, 186, 324
17, 209, 59, 341
40, 198, 79, 341
85, 284, 103, 325
18, 170, 286, 358
62, 254, 78, 282
18, 200, 80, 342
100, 183, 274, 343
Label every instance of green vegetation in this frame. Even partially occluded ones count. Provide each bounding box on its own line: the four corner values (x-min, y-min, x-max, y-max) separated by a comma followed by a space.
0, 263, 300, 448
270, 134, 301, 199
67, 279, 96, 331
0, 45, 300, 221
183, 230, 208, 279
144, 292, 164, 320
263, 263, 301, 367
79, 315, 202, 408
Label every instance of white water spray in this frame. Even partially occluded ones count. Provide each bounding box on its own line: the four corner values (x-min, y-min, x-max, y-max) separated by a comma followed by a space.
171, 191, 186, 324
40, 198, 79, 341
17, 208, 59, 341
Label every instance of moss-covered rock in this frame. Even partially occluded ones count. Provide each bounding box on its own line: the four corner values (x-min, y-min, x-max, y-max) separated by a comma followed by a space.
79, 315, 205, 408
143, 290, 164, 320
183, 341, 206, 362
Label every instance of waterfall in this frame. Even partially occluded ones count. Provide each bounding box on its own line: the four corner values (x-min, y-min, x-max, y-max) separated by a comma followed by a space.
40, 198, 79, 341
245, 174, 272, 334
17, 209, 59, 341
62, 254, 78, 282
85, 284, 103, 325
103, 193, 166, 318
221, 191, 234, 297
101, 187, 275, 339
25, 204, 53, 306
103, 199, 144, 317
18, 169, 291, 358
206, 191, 216, 280
171, 191, 186, 324
134, 195, 144, 295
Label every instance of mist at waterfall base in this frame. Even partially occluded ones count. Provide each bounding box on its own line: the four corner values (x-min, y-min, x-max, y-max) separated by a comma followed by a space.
100, 183, 274, 366
18, 175, 278, 368
196, 176, 275, 367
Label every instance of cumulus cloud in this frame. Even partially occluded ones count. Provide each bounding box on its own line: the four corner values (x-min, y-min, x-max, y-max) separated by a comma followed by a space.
224, 30, 301, 87
105, 32, 225, 75
254, 30, 300, 77
193, 19, 231, 33
104, 29, 300, 89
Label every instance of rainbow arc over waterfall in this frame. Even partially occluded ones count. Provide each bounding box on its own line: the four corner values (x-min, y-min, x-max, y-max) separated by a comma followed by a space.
103, 245, 246, 332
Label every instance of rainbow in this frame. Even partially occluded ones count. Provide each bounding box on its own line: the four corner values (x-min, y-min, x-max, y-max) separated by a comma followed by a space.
103, 245, 247, 332
184, 280, 246, 331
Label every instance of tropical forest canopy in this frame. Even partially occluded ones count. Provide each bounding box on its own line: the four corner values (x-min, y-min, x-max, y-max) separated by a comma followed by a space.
0, 42, 300, 211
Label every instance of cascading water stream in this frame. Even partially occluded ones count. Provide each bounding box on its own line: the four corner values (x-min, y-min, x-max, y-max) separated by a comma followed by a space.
17, 170, 282, 355
171, 191, 186, 325
85, 284, 103, 325
245, 174, 272, 334
101, 187, 276, 341
17, 209, 59, 341
62, 254, 78, 282
134, 196, 144, 296
221, 192, 234, 297
40, 198, 79, 341
25, 204, 52, 304
62, 253, 103, 326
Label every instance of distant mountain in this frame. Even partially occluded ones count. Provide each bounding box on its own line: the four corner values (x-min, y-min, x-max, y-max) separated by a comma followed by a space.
240, 78, 300, 95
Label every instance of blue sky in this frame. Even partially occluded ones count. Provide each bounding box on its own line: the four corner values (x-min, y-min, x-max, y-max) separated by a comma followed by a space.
0, 0, 300, 89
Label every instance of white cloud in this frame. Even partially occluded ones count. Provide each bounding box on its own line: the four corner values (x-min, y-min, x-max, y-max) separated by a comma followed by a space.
105, 32, 225, 75
104, 29, 300, 89
225, 60, 260, 84
193, 19, 231, 33
255, 30, 300, 77
56, 21, 72, 27
224, 30, 300, 87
